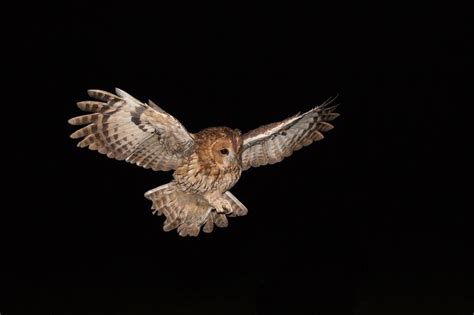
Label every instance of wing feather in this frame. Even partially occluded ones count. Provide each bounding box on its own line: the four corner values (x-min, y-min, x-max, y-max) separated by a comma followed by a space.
68, 88, 194, 171
241, 96, 339, 170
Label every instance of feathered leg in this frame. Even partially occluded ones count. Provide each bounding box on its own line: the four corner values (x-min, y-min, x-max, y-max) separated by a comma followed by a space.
145, 183, 248, 236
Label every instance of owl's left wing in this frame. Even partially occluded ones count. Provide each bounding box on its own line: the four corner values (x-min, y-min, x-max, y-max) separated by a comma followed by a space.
68, 88, 194, 171
241, 96, 339, 170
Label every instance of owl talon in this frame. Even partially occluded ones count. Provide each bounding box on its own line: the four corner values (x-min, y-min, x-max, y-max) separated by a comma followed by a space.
211, 198, 233, 214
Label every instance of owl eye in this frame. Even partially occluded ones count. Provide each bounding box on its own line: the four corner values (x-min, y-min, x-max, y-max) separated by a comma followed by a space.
220, 148, 229, 155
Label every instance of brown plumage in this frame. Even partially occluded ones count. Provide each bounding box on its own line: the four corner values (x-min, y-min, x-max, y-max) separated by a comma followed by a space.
69, 88, 339, 236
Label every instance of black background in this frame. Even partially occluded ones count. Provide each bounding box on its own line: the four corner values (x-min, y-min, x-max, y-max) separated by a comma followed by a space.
3, 3, 472, 314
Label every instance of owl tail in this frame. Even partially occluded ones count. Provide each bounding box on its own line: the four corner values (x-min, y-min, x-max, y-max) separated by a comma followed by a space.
144, 182, 248, 237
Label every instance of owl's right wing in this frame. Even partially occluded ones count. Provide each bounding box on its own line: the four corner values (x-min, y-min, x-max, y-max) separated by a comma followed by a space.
240, 96, 339, 170
68, 88, 194, 171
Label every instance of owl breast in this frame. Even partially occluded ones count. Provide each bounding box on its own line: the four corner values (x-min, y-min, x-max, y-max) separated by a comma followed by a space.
173, 152, 242, 194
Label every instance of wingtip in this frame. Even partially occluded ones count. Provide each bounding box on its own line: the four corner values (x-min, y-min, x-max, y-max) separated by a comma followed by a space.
326, 103, 340, 111
318, 101, 340, 114
115, 87, 132, 99
87, 89, 120, 101
86, 89, 101, 97
114, 87, 143, 104
321, 94, 340, 107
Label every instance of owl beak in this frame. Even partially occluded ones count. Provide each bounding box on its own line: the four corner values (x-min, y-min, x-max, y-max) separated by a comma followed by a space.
229, 150, 239, 163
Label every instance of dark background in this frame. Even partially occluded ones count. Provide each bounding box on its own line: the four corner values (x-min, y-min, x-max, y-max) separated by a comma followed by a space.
3, 3, 472, 314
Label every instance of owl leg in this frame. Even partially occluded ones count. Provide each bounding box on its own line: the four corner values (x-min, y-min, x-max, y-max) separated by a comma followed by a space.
145, 182, 213, 237
204, 191, 249, 217
207, 194, 233, 214
216, 199, 233, 214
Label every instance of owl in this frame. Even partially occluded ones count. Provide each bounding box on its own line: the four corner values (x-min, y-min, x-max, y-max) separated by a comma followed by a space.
69, 89, 339, 236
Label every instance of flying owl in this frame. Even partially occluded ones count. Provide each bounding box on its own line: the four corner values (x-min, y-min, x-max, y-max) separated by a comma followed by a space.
68, 89, 339, 236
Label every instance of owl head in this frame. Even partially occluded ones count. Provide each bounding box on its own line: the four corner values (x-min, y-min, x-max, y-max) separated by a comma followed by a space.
199, 127, 242, 168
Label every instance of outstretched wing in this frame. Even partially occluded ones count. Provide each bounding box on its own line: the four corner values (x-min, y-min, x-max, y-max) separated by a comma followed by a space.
241, 96, 339, 170
68, 88, 194, 171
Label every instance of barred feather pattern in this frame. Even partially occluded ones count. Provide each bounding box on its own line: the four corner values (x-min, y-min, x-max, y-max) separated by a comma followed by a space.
145, 182, 247, 236
241, 96, 340, 170
68, 88, 194, 171
173, 151, 242, 194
